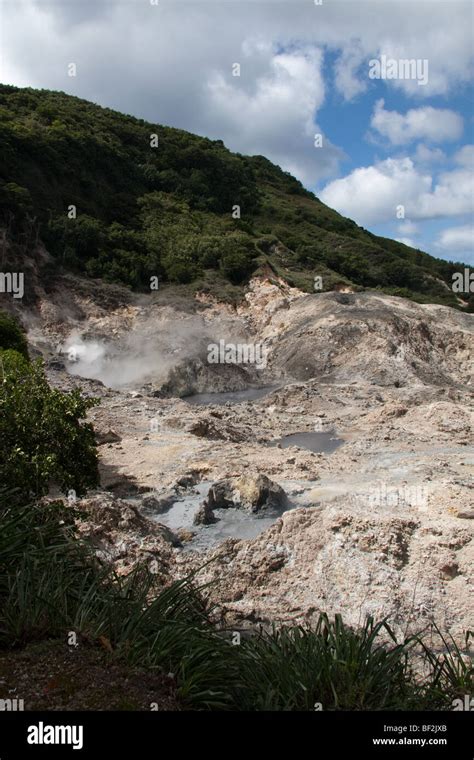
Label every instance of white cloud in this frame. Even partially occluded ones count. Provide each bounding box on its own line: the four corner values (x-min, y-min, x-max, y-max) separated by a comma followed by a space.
417, 167, 474, 219
414, 144, 446, 165
435, 225, 474, 252
320, 157, 430, 225
320, 157, 474, 225
395, 237, 415, 247
326, 2, 474, 99
398, 220, 419, 235
371, 100, 463, 145
333, 41, 368, 100
454, 144, 474, 168
0, 0, 472, 190
205, 48, 343, 185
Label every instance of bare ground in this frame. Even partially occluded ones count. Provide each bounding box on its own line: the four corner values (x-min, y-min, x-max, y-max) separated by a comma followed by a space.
19, 273, 474, 641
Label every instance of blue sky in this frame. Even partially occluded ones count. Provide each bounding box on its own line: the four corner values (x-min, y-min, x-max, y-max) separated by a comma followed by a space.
0, 0, 473, 264
317, 54, 474, 262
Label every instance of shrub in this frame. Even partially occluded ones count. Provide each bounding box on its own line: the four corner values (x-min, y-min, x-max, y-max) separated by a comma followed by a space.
220, 251, 255, 284
0, 352, 99, 497
219, 236, 257, 284
0, 310, 28, 358
196, 236, 223, 268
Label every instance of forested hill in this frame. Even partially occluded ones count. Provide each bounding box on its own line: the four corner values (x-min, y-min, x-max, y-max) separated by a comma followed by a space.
0, 84, 468, 307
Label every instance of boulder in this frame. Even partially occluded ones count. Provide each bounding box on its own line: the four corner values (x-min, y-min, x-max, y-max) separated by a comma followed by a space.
208, 480, 236, 509
205, 474, 287, 514
96, 429, 122, 445
194, 500, 218, 526
234, 473, 287, 512
175, 471, 201, 489
141, 493, 176, 514
188, 417, 247, 442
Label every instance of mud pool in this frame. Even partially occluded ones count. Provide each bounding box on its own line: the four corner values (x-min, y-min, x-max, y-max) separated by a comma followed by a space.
183, 386, 279, 406
267, 431, 343, 454
141, 469, 338, 551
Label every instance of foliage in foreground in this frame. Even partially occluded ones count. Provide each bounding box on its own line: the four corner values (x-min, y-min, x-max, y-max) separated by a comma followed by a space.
0, 489, 471, 711
0, 310, 29, 358
0, 340, 99, 497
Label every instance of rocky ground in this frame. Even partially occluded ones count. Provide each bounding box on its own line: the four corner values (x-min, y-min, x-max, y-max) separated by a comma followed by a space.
19, 272, 474, 642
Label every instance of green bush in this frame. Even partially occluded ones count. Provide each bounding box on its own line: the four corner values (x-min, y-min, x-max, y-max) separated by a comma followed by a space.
196, 236, 223, 268
0, 487, 228, 708
219, 236, 257, 284
0, 181, 33, 231
162, 243, 202, 283
220, 250, 256, 284
0, 310, 28, 358
0, 352, 99, 497
0, 494, 97, 645
382, 258, 419, 289
339, 253, 372, 284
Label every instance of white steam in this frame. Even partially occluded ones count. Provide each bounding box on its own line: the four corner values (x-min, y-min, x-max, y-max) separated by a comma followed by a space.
60, 315, 253, 390
62, 330, 180, 389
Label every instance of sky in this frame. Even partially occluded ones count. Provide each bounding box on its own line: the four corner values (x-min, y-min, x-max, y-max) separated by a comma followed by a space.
0, 0, 473, 264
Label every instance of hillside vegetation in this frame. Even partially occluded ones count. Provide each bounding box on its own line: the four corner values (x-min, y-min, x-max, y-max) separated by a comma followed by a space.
0, 84, 469, 307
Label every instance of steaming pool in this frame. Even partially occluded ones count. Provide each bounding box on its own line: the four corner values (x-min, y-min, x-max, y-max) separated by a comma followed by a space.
142, 430, 343, 551
145, 481, 283, 551
142, 385, 343, 549
144, 386, 343, 548
183, 385, 279, 405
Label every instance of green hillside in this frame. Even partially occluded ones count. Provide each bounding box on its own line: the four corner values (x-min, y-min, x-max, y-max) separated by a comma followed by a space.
0, 84, 469, 307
